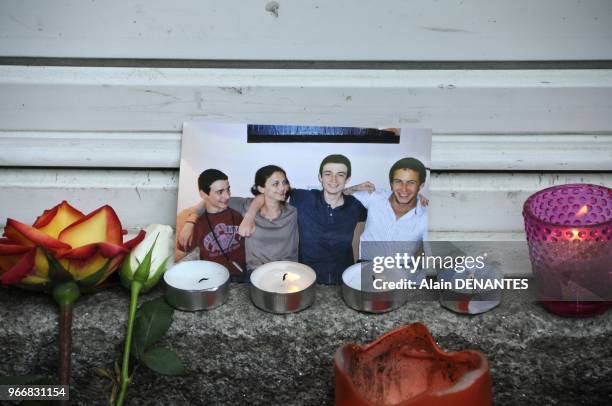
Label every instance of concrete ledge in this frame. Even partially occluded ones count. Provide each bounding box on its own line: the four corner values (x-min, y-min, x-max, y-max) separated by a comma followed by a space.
1, 283, 611, 405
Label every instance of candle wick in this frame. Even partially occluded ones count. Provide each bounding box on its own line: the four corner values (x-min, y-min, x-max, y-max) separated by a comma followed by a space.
283, 273, 287, 281
198, 277, 209, 283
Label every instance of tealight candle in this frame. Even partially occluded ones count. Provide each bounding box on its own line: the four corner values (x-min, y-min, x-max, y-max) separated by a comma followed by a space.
164, 260, 230, 311
341, 262, 410, 313
436, 243, 503, 315
249, 261, 316, 314
253, 270, 306, 293
523, 183, 611, 316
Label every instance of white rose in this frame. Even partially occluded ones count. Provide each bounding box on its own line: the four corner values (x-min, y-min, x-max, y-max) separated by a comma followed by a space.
120, 224, 174, 292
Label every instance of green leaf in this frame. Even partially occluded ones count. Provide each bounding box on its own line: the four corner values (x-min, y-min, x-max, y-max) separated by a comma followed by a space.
141, 347, 185, 376
114, 359, 121, 378
132, 297, 173, 358
119, 255, 134, 290
0, 375, 51, 385
142, 256, 169, 293
77, 259, 111, 289
45, 251, 73, 282
133, 235, 158, 284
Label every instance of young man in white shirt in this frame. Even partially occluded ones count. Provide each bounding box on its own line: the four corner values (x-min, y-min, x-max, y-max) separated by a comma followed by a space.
347, 157, 428, 259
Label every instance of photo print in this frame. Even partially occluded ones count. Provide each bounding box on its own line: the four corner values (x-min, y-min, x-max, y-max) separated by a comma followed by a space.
175, 122, 432, 286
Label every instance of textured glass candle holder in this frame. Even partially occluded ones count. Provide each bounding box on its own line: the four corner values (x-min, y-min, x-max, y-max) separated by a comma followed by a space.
523, 184, 611, 317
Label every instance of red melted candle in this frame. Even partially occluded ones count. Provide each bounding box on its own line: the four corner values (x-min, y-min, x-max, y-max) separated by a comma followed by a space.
334, 323, 492, 406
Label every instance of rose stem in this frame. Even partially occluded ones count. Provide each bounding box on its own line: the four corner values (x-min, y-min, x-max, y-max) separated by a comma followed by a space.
53, 281, 80, 405
116, 280, 142, 406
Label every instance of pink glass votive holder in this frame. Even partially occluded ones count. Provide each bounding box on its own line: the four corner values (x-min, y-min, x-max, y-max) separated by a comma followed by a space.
523, 183, 611, 316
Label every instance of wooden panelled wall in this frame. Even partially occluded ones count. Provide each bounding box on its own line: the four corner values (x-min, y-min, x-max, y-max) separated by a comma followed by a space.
1, 1, 611, 245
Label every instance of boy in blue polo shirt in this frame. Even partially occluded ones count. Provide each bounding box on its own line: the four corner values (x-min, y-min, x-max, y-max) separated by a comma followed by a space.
240, 155, 367, 284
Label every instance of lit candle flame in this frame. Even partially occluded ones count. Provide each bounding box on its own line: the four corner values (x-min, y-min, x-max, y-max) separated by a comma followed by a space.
571, 228, 580, 240
282, 272, 301, 282
576, 205, 588, 218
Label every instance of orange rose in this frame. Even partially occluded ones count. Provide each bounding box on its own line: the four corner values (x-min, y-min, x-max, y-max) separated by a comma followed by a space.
1, 201, 146, 387
1, 201, 145, 290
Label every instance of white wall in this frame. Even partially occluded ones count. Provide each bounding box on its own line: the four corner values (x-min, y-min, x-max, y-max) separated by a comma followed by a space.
0, 1, 610, 243
1, 0, 611, 60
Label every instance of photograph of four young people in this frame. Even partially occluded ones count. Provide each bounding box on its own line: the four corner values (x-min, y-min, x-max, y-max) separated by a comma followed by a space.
176, 154, 429, 285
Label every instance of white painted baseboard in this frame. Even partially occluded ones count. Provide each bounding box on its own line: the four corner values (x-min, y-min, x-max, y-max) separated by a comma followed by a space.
1, 169, 609, 233
1, 131, 611, 171
2, 67, 611, 133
